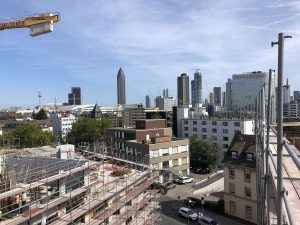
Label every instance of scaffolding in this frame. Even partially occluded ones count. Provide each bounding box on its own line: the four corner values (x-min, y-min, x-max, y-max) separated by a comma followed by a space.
0, 145, 161, 225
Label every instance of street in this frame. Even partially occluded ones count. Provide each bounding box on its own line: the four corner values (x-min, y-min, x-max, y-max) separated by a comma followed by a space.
157, 174, 244, 225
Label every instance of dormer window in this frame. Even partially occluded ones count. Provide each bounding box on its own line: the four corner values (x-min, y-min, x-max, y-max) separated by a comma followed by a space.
246, 153, 253, 160
231, 151, 237, 158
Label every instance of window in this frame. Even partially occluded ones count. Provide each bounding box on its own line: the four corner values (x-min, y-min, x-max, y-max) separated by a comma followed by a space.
231, 151, 237, 158
193, 127, 197, 131
202, 135, 207, 139
172, 147, 178, 154
234, 122, 240, 126
223, 121, 228, 126
202, 128, 207, 132
229, 183, 235, 193
234, 130, 240, 134
184, 133, 189, 137
212, 136, 217, 140
212, 128, 217, 133
202, 121, 207, 125
246, 153, 253, 160
223, 144, 228, 148
229, 201, 236, 214
223, 129, 228, 134
245, 206, 252, 219
184, 120, 188, 124
245, 187, 251, 198
184, 127, 188, 131
193, 121, 197, 125
162, 148, 169, 156
212, 121, 217, 126
223, 136, 229, 141
244, 168, 251, 182
181, 145, 187, 152
229, 167, 235, 178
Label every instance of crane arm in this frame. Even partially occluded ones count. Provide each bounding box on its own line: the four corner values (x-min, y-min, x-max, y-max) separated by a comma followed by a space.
0, 12, 60, 30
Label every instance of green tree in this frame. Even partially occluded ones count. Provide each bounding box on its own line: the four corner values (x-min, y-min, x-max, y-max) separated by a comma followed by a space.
33, 109, 48, 120
150, 113, 161, 119
189, 136, 222, 171
67, 118, 112, 145
7, 123, 55, 148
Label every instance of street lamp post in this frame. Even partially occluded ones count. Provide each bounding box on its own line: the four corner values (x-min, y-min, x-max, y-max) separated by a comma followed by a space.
271, 33, 292, 225
187, 199, 191, 225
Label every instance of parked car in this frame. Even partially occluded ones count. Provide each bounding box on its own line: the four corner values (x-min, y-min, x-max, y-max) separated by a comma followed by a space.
194, 168, 210, 174
175, 176, 194, 184
165, 181, 176, 189
184, 196, 203, 208
178, 207, 198, 221
198, 215, 219, 225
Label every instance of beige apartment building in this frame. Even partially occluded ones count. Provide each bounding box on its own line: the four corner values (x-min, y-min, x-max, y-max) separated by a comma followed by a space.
107, 119, 190, 182
223, 133, 257, 224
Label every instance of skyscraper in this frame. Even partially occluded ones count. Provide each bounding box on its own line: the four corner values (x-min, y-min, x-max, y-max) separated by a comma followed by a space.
227, 71, 274, 112
294, 91, 300, 102
213, 87, 221, 106
117, 67, 126, 106
145, 95, 151, 108
191, 70, 202, 107
209, 92, 214, 104
226, 78, 232, 111
68, 87, 81, 105
177, 73, 189, 106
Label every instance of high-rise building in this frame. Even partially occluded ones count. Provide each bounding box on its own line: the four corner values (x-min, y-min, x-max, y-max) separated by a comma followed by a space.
222, 91, 226, 106
294, 91, 300, 102
226, 79, 232, 111
227, 71, 274, 112
177, 73, 189, 106
191, 70, 202, 107
209, 92, 214, 104
155, 96, 176, 111
117, 67, 126, 106
145, 95, 151, 108
68, 87, 81, 105
213, 87, 221, 106
163, 88, 169, 98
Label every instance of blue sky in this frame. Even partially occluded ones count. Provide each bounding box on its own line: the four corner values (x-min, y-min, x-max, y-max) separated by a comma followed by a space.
1, 0, 300, 108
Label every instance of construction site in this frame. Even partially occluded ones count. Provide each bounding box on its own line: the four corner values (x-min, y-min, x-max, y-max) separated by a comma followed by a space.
0, 144, 161, 225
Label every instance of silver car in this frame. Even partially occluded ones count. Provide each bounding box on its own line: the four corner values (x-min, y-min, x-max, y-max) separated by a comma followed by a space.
178, 207, 198, 220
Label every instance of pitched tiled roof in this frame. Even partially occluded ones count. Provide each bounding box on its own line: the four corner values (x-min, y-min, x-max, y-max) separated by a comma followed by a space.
223, 132, 256, 168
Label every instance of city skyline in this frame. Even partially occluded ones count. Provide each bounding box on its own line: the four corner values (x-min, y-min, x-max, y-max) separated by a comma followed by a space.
1, 0, 300, 108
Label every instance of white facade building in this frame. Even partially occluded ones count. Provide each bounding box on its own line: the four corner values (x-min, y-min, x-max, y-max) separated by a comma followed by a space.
284, 102, 300, 118
50, 113, 77, 140
155, 96, 176, 111
181, 118, 254, 151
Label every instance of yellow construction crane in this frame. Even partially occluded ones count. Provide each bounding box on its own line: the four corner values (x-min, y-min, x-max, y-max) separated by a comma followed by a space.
0, 12, 60, 36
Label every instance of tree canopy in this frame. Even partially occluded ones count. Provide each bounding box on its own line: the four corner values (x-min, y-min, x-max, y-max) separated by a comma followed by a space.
32, 109, 48, 120
67, 118, 112, 145
7, 123, 55, 148
189, 135, 222, 171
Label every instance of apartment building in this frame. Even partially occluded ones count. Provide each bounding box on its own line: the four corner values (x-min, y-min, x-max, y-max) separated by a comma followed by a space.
107, 119, 190, 182
181, 118, 254, 151
283, 102, 300, 118
223, 133, 257, 224
50, 113, 77, 140
122, 105, 172, 128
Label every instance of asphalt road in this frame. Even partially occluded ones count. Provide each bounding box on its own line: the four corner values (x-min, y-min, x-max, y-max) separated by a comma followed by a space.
157, 173, 244, 225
